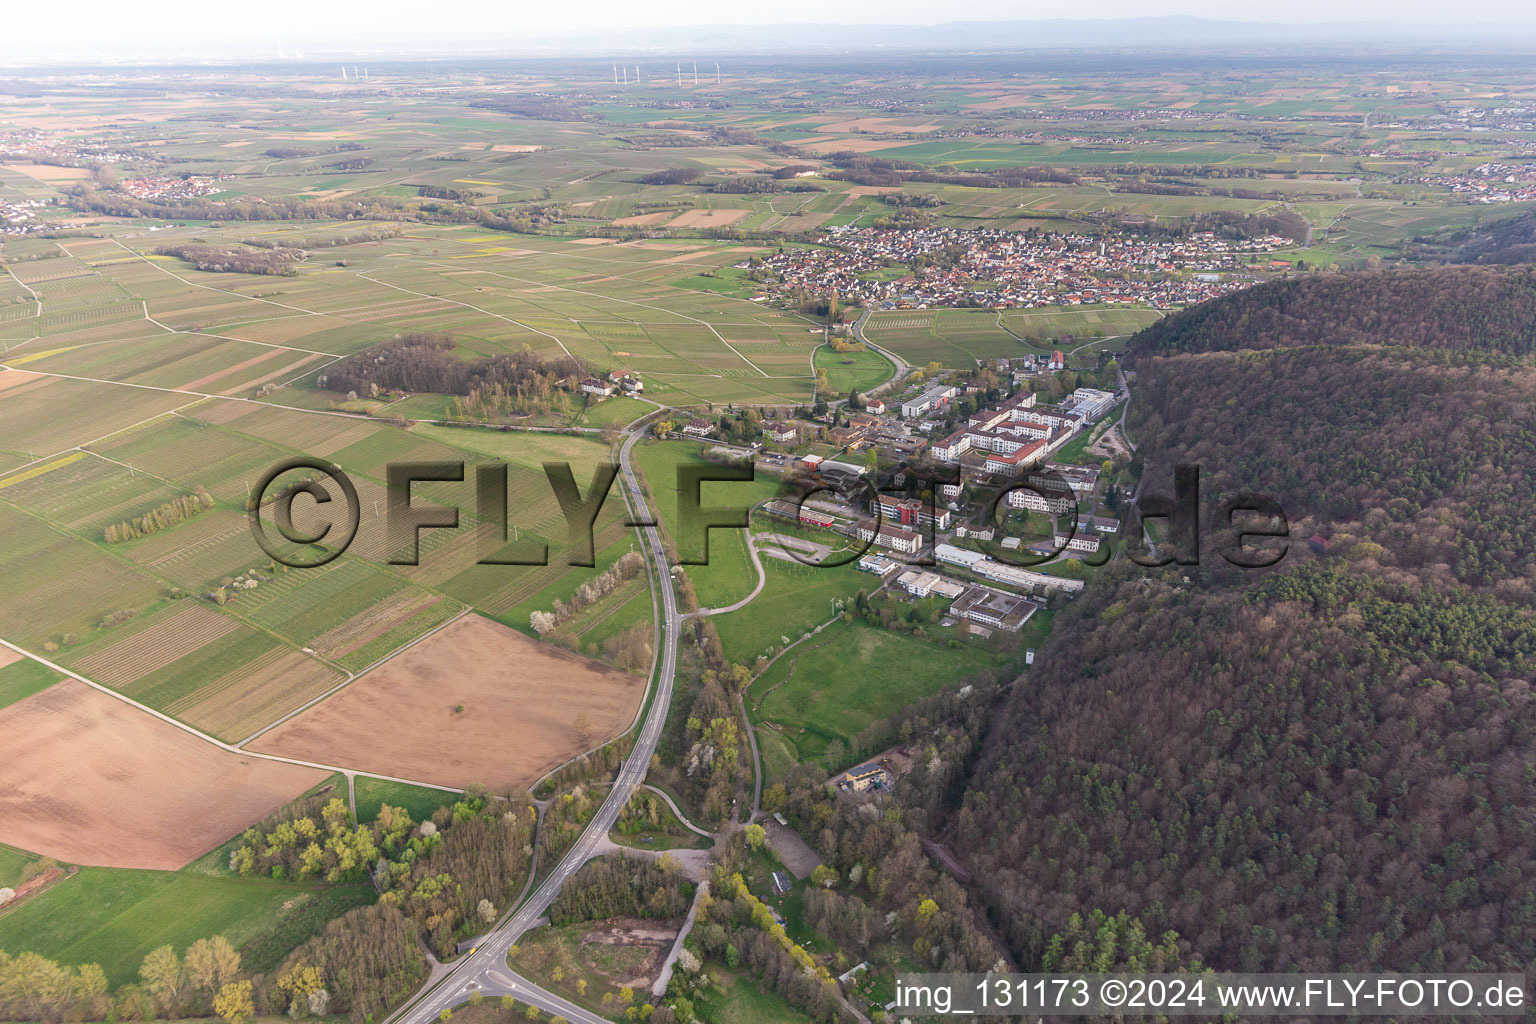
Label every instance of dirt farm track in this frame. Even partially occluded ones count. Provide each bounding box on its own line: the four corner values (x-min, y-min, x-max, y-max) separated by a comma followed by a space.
252, 615, 645, 793
0, 681, 326, 870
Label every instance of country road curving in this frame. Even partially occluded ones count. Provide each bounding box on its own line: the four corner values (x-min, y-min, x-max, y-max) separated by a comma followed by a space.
384, 421, 683, 1024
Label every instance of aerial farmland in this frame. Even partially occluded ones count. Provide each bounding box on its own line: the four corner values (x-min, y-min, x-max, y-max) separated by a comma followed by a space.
2, 32, 1535, 1024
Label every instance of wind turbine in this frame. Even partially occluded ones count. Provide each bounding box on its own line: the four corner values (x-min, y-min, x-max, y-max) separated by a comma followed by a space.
676, 61, 682, 87
716, 62, 720, 84
693, 62, 698, 85
613, 63, 618, 85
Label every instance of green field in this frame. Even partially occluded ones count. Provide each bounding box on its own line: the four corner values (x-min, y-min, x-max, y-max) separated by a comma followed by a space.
814, 344, 895, 396
867, 306, 1161, 367
694, 966, 809, 1024
709, 554, 870, 665
0, 867, 373, 985
0, 657, 60, 710
748, 620, 1000, 762
0, 844, 38, 889
354, 777, 459, 825
631, 440, 781, 611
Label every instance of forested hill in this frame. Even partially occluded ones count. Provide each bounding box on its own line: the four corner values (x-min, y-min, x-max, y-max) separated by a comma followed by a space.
954, 266, 1536, 978
1409, 208, 1536, 266
1130, 265, 1536, 356
1128, 269, 1536, 588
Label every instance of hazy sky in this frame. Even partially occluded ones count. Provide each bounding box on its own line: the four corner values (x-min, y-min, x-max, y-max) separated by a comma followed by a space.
9, 0, 1536, 54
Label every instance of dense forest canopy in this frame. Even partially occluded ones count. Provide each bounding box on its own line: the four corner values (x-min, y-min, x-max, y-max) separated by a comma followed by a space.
1131, 266, 1536, 356
320, 332, 580, 399
957, 265, 1536, 979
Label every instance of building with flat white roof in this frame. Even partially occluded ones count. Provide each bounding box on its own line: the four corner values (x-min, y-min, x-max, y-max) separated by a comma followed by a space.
901, 383, 958, 419
897, 570, 940, 597
934, 543, 1085, 593
858, 553, 899, 576
1068, 387, 1118, 421
1030, 464, 1100, 497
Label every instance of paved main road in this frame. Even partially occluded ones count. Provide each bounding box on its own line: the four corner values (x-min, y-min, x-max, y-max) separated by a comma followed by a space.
850, 308, 910, 389
388, 425, 682, 1024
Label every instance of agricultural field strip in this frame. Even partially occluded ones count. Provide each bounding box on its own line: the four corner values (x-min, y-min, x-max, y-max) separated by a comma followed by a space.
350, 268, 578, 361
0, 391, 207, 484
5, 328, 175, 361
2, 264, 42, 319
409, 258, 770, 376
0, 636, 463, 793
232, 605, 472, 748
57, 393, 633, 692
30, 234, 823, 391
413, 235, 827, 367
4, 263, 342, 370
0, 410, 489, 741
382, 253, 766, 366
0, 367, 375, 482
97, 237, 591, 369
107, 238, 361, 328
136, 299, 349, 363
0, 464, 371, 683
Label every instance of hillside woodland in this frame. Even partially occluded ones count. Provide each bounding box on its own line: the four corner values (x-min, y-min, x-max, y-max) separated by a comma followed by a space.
957, 267, 1536, 977
1409, 208, 1536, 265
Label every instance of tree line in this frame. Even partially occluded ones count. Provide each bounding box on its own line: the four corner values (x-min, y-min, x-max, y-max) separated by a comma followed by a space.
155, 243, 304, 275
231, 787, 536, 961
548, 854, 691, 925
103, 487, 214, 543
319, 332, 581, 406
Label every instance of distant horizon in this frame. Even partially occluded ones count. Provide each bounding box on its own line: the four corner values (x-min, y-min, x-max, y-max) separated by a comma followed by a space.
6, 9, 1536, 64
9, 13, 1536, 66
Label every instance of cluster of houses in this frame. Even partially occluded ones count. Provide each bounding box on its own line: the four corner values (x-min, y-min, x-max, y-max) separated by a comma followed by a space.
0, 195, 64, 236
750, 225, 1291, 311
1424, 164, 1536, 204
580, 369, 645, 399
0, 128, 136, 166
929, 386, 1114, 478
121, 175, 234, 202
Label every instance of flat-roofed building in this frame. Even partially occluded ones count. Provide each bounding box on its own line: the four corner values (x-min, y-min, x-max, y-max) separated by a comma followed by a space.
1029, 463, 1100, 497
951, 586, 1041, 632
858, 553, 900, 576
901, 384, 958, 418
897, 570, 940, 597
